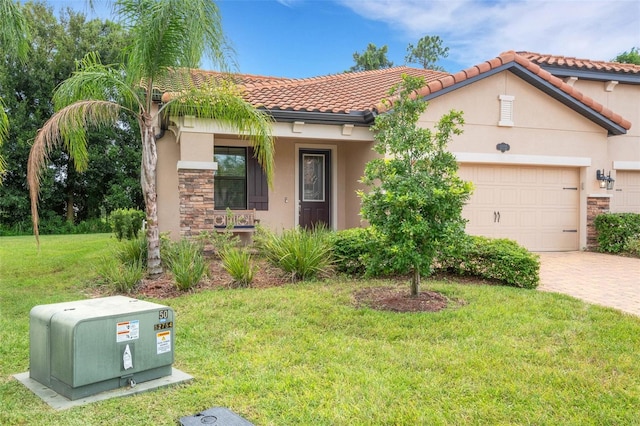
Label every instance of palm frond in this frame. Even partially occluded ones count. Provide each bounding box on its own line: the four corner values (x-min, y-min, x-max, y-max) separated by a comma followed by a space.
0, 0, 30, 62
53, 52, 143, 113
28, 100, 122, 243
116, 0, 234, 85
163, 82, 275, 186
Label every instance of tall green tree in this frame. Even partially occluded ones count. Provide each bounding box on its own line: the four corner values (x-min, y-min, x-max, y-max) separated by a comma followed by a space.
0, 0, 30, 184
359, 75, 472, 295
405, 35, 449, 71
0, 2, 136, 230
28, 0, 275, 277
349, 43, 393, 72
612, 47, 640, 65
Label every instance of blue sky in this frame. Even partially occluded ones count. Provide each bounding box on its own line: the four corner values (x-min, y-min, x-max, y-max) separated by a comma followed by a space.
47, 0, 640, 78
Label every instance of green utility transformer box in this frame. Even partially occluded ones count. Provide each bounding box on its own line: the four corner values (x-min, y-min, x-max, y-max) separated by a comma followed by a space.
30, 296, 174, 400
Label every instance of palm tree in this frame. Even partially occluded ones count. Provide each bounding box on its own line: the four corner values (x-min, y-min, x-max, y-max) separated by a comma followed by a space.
27, 0, 275, 277
0, 0, 30, 184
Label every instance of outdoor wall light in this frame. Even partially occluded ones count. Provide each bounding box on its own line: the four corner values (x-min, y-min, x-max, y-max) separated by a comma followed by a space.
596, 169, 615, 190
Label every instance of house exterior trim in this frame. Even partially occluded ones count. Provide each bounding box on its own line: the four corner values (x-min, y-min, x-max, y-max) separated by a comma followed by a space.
613, 161, 640, 170
454, 152, 591, 167
177, 161, 218, 171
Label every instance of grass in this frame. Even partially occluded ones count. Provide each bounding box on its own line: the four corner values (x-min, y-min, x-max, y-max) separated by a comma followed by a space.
2, 234, 640, 425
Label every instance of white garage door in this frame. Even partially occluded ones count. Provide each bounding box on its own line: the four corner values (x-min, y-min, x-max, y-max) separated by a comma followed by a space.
610, 171, 640, 213
458, 165, 579, 251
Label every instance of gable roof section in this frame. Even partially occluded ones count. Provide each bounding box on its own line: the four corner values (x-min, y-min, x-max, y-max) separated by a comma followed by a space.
161, 67, 448, 125
518, 51, 640, 84
159, 52, 631, 135
379, 51, 631, 135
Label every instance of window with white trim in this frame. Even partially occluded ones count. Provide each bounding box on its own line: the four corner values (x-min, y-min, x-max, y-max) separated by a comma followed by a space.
214, 146, 268, 210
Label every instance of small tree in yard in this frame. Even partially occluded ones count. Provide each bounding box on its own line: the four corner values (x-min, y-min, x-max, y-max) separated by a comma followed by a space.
359, 75, 472, 296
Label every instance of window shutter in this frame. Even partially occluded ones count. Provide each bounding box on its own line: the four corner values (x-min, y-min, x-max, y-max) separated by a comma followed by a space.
247, 147, 269, 210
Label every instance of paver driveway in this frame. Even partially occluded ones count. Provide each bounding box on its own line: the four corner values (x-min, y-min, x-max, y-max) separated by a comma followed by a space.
537, 251, 640, 316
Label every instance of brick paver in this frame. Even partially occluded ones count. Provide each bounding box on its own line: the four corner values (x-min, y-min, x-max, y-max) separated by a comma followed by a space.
537, 251, 640, 316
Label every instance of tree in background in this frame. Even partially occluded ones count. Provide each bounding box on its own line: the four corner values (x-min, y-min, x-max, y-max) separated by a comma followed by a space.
28, 0, 275, 277
359, 75, 472, 295
405, 35, 449, 71
0, 0, 30, 184
613, 47, 640, 65
0, 2, 138, 231
349, 43, 393, 72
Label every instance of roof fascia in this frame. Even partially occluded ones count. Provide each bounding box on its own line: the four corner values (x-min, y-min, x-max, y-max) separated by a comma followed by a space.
537, 65, 640, 85
423, 62, 626, 136
262, 109, 375, 126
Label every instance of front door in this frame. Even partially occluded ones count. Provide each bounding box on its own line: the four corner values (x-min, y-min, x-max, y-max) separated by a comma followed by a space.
299, 149, 331, 228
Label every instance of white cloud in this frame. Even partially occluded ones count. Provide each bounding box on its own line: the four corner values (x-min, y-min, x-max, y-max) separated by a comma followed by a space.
337, 0, 640, 66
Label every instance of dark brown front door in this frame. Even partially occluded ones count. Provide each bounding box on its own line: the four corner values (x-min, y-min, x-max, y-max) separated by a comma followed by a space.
299, 149, 331, 228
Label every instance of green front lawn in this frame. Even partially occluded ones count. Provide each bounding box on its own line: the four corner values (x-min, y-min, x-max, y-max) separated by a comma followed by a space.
2, 234, 639, 425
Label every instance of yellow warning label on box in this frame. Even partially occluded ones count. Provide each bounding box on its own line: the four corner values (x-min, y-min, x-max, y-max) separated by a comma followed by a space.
156, 330, 171, 355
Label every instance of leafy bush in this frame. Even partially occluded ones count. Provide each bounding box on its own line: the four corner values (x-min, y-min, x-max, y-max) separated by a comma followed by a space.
437, 235, 540, 289
595, 213, 640, 253
256, 226, 333, 281
624, 235, 640, 257
219, 247, 257, 287
163, 239, 207, 291
110, 208, 145, 241
330, 227, 394, 276
0, 217, 111, 236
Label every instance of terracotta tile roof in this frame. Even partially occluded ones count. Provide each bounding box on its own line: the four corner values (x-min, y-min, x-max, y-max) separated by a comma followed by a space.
166, 66, 448, 114
518, 51, 640, 75
379, 50, 632, 132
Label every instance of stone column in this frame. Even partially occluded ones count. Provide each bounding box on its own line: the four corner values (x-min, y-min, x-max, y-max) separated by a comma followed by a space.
177, 161, 217, 238
586, 195, 611, 250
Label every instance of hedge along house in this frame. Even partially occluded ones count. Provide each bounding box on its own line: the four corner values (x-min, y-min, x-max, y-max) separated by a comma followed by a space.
154, 51, 638, 251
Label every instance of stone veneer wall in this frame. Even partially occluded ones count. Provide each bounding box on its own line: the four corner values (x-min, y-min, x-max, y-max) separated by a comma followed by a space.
586, 196, 610, 250
178, 168, 214, 238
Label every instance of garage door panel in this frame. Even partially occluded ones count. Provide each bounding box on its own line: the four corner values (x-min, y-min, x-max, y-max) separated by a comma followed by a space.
611, 171, 640, 213
460, 164, 579, 251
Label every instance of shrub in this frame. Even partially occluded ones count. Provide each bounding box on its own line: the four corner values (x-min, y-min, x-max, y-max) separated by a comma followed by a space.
595, 213, 640, 253
163, 239, 207, 291
219, 247, 257, 287
330, 227, 394, 276
256, 226, 333, 281
115, 236, 147, 267
197, 228, 241, 257
96, 257, 144, 293
110, 208, 145, 241
624, 235, 640, 257
437, 235, 540, 289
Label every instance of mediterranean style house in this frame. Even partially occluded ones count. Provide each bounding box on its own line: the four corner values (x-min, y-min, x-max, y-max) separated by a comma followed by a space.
154, 51, 639, 251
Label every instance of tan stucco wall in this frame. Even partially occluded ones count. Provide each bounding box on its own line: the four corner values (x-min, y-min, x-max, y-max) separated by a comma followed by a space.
421, 72, 610, 191
157, 130, 375, 235
570, 79, 640, 184
156, 131, 181, 239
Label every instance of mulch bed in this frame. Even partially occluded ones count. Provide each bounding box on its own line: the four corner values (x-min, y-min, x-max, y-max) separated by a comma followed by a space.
97, 259, 480, 313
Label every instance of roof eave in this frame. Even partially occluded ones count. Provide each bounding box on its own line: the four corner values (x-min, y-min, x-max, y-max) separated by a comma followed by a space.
536, 65, 640, 85
422, 62, 627, 136
262, 108, 376, 126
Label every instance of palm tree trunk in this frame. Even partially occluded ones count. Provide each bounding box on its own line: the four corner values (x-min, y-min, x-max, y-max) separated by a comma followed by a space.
141, 115, 162, 277
411, 266, 420, 296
